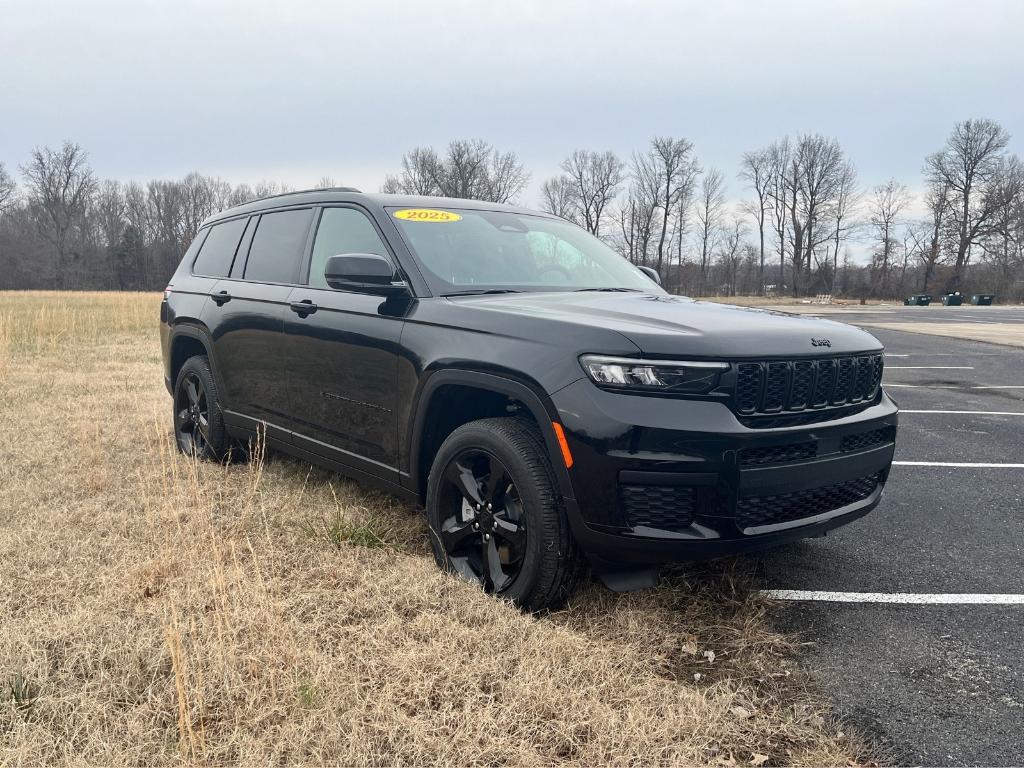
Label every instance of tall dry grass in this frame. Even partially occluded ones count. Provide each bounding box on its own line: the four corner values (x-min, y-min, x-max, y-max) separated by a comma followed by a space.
0, 291, 865, 766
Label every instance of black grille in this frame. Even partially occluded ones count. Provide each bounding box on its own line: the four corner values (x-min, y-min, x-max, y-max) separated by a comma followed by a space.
620, 485, 696, 531
841, 425, 897, 453
732, 354, 883, 416
736, 472, 882, 530
738, 441, 817, 466
789, 361, 814, 409
812, 359, 837, 406
736, 364, 762, 413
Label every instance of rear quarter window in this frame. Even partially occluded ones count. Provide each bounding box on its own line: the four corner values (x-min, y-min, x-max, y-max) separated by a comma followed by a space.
192, 218, 248, 277
243, 208, 314, 284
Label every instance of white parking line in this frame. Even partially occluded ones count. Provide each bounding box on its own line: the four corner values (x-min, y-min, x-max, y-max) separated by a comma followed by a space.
885, 384, 1024, 389
901, 409, 1024, 416
893, 461, 1024, 468
885, 366, 974, 369
762, 590, 1024, 604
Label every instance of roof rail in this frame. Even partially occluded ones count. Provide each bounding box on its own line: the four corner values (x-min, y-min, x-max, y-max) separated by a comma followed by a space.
246, 186, 362, 205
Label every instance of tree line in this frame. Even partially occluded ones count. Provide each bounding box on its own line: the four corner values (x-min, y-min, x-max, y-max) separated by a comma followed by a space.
1, 119, 1021, 299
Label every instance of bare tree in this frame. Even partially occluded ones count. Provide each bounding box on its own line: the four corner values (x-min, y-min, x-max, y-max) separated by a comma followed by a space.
614, 181, 658, 267
829, 163, 860, 293
252, 180, 293, 199
632, 137, 700, 281
227, 183, 256, 207
181, 173, 221, 243
557, 150, 625, 236
94, 180, 126, 249
867, 179, 911, 296
695, 169, 727, 288
924, 118, 1011, 290
20, 141, 97, 287
485, 147, 531, 203
765, 138, 791, 293
916, 181, 950, 292
715, 214, 746, 296
979, 154, 1024, 289
386, 140, 528, 202
540, 175, 579, 222
440, 140, 491, 198
0, 162, 16, 214
787, 135, 852, 295
124, 181, 151, 244
385, 147, 442, 195
146, 179, 187, 278
738, 149, 772, 292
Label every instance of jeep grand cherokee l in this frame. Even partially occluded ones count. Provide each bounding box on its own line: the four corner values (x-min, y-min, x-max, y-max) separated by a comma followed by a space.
160, 188, 898, 610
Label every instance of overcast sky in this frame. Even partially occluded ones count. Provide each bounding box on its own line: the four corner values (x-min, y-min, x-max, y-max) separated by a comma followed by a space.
2, 0, 1023, 215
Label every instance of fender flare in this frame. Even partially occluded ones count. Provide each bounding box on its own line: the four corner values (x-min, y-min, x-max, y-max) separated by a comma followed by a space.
406, 368, 576, 503
167, 323, 224, 395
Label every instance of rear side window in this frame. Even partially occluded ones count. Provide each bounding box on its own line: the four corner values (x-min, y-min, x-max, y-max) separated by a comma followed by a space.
308, 207, 391, 288
243, 208, 313, 284
192, 218, 247, 277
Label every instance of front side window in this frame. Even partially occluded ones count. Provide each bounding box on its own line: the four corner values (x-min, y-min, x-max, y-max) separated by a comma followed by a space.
307, 207, 391, 288
243, 208, 313, 284
389, 207, 660, 295
192, 217, 247, 277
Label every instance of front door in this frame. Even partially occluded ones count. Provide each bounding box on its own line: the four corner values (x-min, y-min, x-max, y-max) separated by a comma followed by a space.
283, 205, 406, 480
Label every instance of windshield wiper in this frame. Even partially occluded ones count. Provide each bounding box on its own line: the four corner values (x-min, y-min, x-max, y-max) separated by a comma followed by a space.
573, 287, 643, 292
441, 288, 522, 297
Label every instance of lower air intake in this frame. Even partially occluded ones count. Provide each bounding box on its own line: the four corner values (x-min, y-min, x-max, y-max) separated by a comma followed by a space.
736, 471, 882, 530
620, 485, 696, 531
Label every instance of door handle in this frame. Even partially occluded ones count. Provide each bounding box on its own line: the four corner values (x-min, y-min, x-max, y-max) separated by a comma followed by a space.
290, 299, 318, 316
211, 290, 232, 306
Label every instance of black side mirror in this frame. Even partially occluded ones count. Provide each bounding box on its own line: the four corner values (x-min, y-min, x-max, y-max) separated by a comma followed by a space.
324, 253, 407, 295
638, 265, 662, 285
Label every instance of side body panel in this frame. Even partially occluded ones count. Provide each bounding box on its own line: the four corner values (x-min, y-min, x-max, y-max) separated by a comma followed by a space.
205, 277, 294, 429
282, 285, 408, 480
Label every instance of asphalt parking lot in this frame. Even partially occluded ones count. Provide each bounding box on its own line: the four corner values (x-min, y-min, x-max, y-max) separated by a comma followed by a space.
751, 305, 1024, 766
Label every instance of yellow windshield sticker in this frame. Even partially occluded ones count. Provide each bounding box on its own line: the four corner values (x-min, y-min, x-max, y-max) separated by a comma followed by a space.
393, 208, 462, 223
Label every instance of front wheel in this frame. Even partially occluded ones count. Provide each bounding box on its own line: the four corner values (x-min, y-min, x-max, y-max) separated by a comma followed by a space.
426, 417, 581, 611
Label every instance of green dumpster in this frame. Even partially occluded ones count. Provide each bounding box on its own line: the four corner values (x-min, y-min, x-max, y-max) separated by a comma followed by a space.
942, 292, 964, 306
904, 294, 931, 306
971, 294, 995, 305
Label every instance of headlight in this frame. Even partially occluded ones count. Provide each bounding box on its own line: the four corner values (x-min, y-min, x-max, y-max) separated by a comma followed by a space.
579, 355, 729, 394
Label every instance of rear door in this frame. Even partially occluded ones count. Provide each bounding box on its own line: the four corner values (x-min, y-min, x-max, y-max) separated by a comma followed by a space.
283, 204, 406, 479
205, 207, 314, 437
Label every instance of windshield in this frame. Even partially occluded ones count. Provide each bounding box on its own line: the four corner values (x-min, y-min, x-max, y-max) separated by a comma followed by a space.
388, 206, 663, 295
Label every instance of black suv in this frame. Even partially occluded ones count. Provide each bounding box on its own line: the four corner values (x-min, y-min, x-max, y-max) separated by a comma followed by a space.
161, 189, 898, 609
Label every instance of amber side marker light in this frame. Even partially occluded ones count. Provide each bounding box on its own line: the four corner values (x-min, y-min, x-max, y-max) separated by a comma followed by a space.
551, 422, 574, 468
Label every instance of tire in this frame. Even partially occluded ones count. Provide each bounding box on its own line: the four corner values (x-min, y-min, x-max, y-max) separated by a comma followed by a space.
172, 355, 231, 461
426, 417, 582, 611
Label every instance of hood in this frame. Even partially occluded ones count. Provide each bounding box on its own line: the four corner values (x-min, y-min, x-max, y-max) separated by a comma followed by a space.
452, 291, 882, 358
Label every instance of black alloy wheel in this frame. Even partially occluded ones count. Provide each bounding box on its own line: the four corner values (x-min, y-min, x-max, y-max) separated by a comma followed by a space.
426, 417, 582, 611
438, 449, 528, 592
175, 370, 211, 456
172, 355, 229, 460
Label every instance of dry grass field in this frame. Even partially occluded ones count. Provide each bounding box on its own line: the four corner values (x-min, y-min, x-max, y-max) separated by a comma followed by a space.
1, 291, 865, 766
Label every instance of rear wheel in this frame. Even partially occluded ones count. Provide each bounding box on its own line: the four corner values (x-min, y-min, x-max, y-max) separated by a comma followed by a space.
426, 417, 581, 611
173, 355, 230, 460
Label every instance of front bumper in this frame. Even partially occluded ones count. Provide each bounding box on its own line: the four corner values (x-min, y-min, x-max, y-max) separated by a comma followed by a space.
551, 379, 898, 564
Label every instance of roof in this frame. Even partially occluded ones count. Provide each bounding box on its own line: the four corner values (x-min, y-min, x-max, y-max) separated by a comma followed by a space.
201, 188, 550, 228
